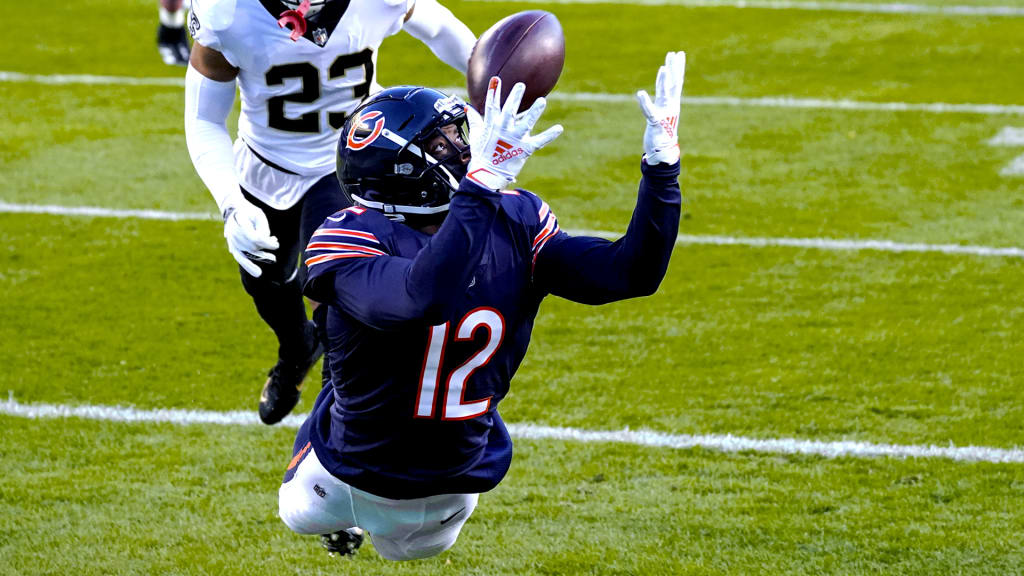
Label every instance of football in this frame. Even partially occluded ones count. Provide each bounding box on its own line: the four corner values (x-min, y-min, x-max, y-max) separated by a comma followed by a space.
466, 10, 565, 113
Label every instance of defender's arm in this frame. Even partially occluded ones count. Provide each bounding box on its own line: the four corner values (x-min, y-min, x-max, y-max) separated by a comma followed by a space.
185, 42, 281, 278
185, 42, 240, 216
403, 0, 476, 75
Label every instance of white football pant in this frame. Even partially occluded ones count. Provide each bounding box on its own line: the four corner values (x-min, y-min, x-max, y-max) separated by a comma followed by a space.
278, 445, 478, 561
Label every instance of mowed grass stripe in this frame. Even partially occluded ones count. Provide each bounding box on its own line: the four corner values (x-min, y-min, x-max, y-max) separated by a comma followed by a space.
5, 398, 1024, 464
5, 201, 1024, 259
3, 212, 1021, 449
4, 71, 1024, 116
468, 0, 1024, 17
5, 415, 1024, 575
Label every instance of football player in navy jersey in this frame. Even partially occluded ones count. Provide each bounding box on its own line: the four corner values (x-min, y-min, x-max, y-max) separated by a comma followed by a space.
184, 0, 477, 425
278, 51, 687, 561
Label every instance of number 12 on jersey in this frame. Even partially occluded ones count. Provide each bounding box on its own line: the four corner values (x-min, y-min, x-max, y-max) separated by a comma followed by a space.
415, 308, 505, 421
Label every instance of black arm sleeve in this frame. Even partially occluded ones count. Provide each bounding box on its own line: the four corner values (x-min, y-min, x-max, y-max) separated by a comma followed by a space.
533, 159, 681, 305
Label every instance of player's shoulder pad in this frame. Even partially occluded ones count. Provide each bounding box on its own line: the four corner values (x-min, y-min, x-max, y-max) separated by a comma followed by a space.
500, 188, 548, 226
189, 0, 238, 33
501, 189, 562, 258
304, 207, 392, 273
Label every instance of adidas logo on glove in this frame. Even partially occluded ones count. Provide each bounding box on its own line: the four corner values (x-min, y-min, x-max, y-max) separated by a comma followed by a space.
491, 139, 525, 165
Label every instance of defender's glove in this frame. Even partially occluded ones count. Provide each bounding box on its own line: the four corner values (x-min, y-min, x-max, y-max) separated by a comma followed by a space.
222, 196, 279, 278
464, 77, 563, 191
636, 51, 686, 165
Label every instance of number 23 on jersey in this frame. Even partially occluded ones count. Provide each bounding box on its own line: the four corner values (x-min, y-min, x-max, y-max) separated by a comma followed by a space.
265, 48, 374, 133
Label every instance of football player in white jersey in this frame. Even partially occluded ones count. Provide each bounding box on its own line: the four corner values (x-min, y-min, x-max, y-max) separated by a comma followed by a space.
158, 0, 191, 66
184, 0, 476, 425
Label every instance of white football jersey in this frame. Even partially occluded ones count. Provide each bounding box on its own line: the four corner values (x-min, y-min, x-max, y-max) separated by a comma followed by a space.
190, 0, 411, 208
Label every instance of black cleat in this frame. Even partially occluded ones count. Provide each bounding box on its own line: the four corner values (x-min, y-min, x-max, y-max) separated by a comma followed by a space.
157, 24, 190, 66
258, 322, 324, 425
321, 528, 364, 557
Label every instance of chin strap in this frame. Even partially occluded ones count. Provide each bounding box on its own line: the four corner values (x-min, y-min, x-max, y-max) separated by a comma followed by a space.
278, 0, 310, 41
350, 194, 451, 221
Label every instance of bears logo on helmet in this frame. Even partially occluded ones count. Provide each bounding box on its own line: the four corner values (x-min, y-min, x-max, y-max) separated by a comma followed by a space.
336, 86, 471, 226
347, 111, 386, 150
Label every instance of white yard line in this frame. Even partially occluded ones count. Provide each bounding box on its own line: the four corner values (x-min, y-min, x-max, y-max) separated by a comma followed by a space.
4, 201, 1022, 259
467, 0, 1024, 17
0, 71, 186, 87
576, 228, 1024, 258
0, 201, 219, 222
3, 71, 1024, 116
3, 397, 1021, 464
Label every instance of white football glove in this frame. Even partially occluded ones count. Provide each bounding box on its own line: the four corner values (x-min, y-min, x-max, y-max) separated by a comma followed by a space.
222, 196, 279, 278
464, 77, 564, 191
636, 51, 686, 165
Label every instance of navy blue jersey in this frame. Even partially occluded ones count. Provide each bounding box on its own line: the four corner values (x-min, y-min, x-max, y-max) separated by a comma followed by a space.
303, 159, 681, 499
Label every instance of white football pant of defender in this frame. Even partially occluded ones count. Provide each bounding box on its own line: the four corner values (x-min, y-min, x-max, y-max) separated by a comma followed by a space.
277, 50, 686, 561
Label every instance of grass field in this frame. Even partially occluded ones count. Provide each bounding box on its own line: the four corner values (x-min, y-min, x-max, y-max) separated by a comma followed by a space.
2, 0, 1024, 574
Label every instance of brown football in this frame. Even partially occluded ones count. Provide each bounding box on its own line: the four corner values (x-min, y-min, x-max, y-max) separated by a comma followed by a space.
466, 10, 565, 113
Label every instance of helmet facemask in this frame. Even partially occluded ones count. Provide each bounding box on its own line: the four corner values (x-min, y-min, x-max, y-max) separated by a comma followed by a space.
415, 119, 471, 190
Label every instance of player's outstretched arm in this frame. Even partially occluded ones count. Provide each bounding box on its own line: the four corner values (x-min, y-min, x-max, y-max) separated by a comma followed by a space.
304, 181, 500, 329
307, 79, 559, 329
402, 0, 476, 75
184, 43, 279, 278
532, 52, 685, 304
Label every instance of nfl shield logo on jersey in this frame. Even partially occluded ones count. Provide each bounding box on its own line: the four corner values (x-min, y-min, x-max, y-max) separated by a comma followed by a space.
313, 27, 328, 47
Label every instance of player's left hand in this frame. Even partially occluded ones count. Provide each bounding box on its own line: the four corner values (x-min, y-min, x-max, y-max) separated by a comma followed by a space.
463, 77, 563, 191
636, 51, 686, 165
223, 198, 279, 278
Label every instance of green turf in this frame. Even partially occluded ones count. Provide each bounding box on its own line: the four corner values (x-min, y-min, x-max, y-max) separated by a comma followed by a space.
4, 416, 1024, 576
3, 84, 1023, 245
3, 213, 1023, 448
6, 0, 1024, 105
2, 0, 1024, 573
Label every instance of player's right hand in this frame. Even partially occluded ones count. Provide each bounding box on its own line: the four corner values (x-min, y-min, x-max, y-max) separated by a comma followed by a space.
464, 77, 563, 191
636, 51, 686, 166
222, 197, 279, 278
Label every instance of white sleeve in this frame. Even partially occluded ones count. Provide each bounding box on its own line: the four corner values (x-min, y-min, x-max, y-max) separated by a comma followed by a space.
402, 0, 475, 75
189, 0, 243, 67
184, 64, 243, 214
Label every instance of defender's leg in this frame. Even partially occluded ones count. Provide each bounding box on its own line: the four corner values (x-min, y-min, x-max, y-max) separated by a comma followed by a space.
236, 190, 322, 425
157, 0, 190, 66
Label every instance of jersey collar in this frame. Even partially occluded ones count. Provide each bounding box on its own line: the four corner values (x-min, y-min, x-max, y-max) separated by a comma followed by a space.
259, 0, 353, 47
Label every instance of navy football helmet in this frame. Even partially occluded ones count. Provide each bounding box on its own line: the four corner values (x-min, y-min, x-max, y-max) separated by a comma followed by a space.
336, 86, 470, 226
